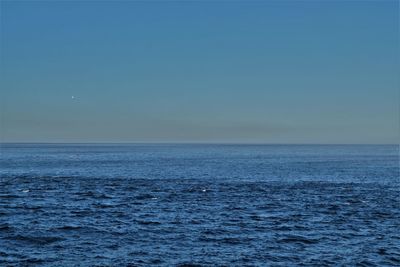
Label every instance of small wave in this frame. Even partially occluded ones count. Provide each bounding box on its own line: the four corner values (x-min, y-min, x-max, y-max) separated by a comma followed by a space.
220, 237, 247, 245
149, 258, 163, 264
93, 203, 117, 209
250, 215, 262, 221
70, 210, 93, 217
75, 191, 113, 199
273, 226, 292, 231
198, 236, 251, 245
0, 223, 13, 232
136, 194, 156, 200
8, 235, 64, 245
201, 229, 228, 235
0, 194, 20, 199
22, 258, 46, 264
53, 225, 82, 231
25, 205, 44, 211
136, 220, 161, 225
75, 191, 96, 197
52, 225, 104, 234
278, 235, 319, 245
387, 256, 400, 264
177, 263, 203, 267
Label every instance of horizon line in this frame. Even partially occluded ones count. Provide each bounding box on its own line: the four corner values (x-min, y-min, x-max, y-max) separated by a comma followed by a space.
0, 141, 398, 146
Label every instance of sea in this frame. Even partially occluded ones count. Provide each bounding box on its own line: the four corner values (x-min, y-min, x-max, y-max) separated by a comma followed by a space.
0, 143, 399, 266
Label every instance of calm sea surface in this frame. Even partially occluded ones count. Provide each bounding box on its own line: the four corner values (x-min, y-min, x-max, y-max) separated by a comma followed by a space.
0, 144, 399, 266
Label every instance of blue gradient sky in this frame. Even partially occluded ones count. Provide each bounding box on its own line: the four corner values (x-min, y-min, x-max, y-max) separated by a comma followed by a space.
1, 1, 398, 143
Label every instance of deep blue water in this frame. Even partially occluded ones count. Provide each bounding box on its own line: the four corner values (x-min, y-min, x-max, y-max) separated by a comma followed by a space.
0, 144, 399, 266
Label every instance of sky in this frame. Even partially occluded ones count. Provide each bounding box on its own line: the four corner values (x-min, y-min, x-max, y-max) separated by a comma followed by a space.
1, 1, 399, 144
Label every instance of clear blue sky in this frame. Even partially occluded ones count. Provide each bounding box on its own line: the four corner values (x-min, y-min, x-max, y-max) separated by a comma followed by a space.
1, 1, 398, 143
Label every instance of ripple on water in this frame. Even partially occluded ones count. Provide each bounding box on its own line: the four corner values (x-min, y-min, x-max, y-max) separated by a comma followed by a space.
6, 235, 65, 245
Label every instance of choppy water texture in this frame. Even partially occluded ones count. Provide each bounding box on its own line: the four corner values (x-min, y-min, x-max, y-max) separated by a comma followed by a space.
0, 144, 399, 266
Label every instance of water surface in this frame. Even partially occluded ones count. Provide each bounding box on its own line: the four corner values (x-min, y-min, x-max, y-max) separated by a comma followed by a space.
0, 144, 399, 266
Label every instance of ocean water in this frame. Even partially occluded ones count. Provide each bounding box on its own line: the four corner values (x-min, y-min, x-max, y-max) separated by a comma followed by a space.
0, 144, 399, 266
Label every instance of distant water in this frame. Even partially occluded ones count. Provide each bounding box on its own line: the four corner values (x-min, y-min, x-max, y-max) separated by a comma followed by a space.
1, 144, 399, 266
